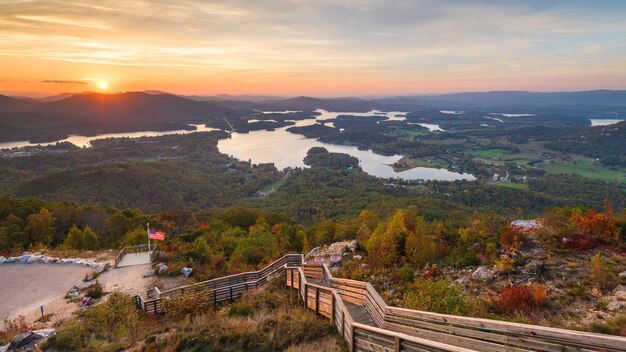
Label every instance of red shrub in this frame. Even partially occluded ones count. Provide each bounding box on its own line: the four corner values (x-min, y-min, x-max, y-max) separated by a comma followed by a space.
493, 284, 547, 316
500, 227, 526, 251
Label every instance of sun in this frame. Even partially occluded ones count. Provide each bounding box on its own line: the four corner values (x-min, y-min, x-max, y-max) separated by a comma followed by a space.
97, 81, 108, 90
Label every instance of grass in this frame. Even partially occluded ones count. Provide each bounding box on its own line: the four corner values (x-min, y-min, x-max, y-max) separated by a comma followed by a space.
470, 148, 508, 159
496, 182, 528, 190
540, 160, 626, 183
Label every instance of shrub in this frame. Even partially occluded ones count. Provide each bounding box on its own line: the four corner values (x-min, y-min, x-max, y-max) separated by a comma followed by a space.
86, 281, 105, 299
162, 291, 213, 322
590, 252, 617, 290
446, 246, 479, 268
0, 315, 30, 343
493, 284, 547, 316
404, 278, 479, 315
500, 227, 526, 252
228, 302, 254, 318
393, 265, 415, 284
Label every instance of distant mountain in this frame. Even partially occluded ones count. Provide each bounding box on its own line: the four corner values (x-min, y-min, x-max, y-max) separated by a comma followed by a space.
39, 91, 97, 102
0, 94, 41, 112
259, 96, 381, 112
186, 94, 285, 103
375, 90, 626, 108
32, 92, 231, 122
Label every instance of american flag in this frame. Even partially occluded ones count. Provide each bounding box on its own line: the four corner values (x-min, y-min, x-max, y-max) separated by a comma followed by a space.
148, 230, 165, 241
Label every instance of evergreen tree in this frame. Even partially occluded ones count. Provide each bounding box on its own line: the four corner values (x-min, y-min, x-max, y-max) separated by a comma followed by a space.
63, 225, 85, 250
83, 226, 99, 250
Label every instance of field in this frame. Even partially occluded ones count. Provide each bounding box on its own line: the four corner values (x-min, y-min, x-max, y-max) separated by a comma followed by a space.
470, 148, 508, 159
541, 161, 626, 183
496, 182, 528, 190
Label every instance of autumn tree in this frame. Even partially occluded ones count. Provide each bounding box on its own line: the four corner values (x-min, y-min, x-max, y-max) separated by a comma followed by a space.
405, 216, 436, 268
26, 208, 55, 246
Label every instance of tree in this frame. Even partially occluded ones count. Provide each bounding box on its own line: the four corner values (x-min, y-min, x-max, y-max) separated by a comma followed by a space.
83, 226, 99, 250
405, 216, 436, 267
122, 226, 147, 247
63, 225, 85, 250
26, 208, 55, 246
193, 237, 212, 264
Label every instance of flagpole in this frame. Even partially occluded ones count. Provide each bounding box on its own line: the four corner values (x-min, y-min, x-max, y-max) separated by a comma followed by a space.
147, 223, 151, 255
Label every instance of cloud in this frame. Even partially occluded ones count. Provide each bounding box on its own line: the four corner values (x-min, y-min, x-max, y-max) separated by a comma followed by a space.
42, 80, 88, 84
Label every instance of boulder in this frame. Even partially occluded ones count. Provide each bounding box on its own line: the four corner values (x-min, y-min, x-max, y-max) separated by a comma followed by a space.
618, 271, 626, 279
157, 263, 169, 275
607, 299, 626, 312
613, 285, 626, 300
0, 256, 5, 264
471, 266, 495, 281
347, 239, 358, 252
524, 260, 545, 275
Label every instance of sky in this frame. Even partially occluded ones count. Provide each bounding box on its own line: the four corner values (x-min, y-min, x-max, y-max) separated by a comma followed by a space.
1, 0, 626, 97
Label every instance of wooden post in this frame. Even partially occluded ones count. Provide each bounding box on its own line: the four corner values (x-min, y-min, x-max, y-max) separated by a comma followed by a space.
394, 336, 400, 352
350, 324, 355, 352
213, 290, 217, 307
342, 309, 345, 339
229, 286, 233, 302
330, 292, 335, 325
304, 283, 308, 310
315, 287, 319, 315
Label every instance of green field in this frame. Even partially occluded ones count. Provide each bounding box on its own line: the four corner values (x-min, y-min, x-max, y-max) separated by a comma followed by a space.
541, 161, 626, 183
470, 148, 508, 159
496, 182, 528, 190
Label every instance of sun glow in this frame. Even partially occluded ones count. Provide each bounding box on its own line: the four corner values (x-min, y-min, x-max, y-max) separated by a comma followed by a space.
97, 81, 108, 89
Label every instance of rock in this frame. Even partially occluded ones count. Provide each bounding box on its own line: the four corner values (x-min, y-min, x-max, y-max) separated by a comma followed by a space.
0, 343, 8, 352
157, 263, 169, 274
618, 271, 626, 279
330, 255, 342, 265
607, 300, 626, 312
144, 269, 156, 277
157, 251, 168, 260
7, 329, 55, 351
181, 267, 193, 277
353, 255, 362, 261
84, 274, 95, 282
0, 256, 5, 264
471, 266, 495, 281
348, 239, 358, 252
470, 242, 482, 251
613, 285, 626, 299
524, 260, 545, 275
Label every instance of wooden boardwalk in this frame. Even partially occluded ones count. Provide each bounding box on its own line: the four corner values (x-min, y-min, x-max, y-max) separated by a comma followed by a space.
116, 252, 150, 267
134, 255, 626, 352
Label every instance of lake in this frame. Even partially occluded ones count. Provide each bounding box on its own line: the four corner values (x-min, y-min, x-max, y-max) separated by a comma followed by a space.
590, 119, 624, 126
0, 109, 474, 181
219, 109, 474, 181
0, 124, 217, 149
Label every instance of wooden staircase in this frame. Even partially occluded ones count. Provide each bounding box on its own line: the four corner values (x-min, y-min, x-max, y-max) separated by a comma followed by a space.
135, 255, 626, 351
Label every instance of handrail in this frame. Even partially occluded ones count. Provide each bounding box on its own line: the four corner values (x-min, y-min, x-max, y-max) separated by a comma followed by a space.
134, 254, 303, 314
133, 253, 626, 351
287, 262, 626, 352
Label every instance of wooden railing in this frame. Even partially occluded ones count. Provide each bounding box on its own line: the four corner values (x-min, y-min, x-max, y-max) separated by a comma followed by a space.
134, 254, 303, 314
113, 244, 155, 268
132, 254, 626, 351
286, 263, 626, 352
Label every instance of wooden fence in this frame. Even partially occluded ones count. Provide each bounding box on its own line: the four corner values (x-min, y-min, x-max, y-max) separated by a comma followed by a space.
134, 254, 303, 314
113, 244, 154, 268
286, 263, 626, 352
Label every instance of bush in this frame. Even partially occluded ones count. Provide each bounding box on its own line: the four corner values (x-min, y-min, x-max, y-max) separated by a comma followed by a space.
590, 252, 617, 290
446, 246, 479, 268
86, 281, 105, 299
403, 278, 480, 315
493, 284, 547, 316
162, 291, 213, 322
500, 227, 526, 252
228, 302, 254, 317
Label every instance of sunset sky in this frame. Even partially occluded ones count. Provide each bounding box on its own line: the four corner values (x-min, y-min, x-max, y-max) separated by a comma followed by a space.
1, 0, 626, 97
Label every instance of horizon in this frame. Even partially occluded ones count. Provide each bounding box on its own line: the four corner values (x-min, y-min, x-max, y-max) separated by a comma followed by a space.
2, 1, 626, 97
5, 87, 626, 101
